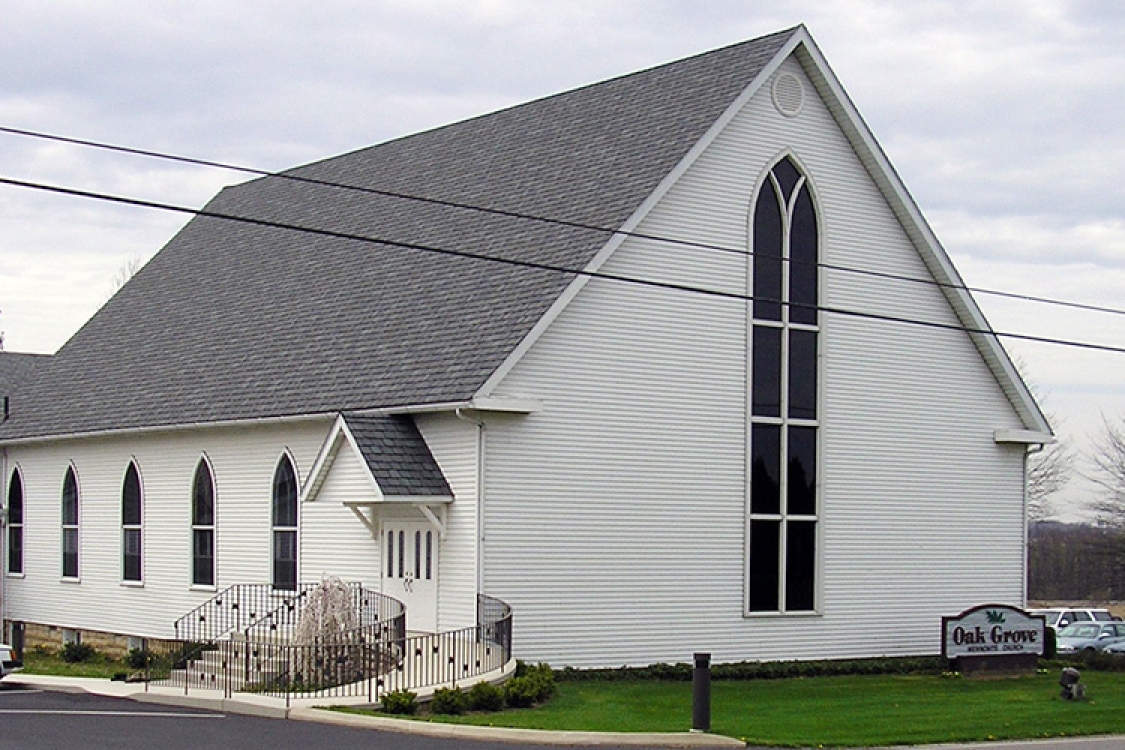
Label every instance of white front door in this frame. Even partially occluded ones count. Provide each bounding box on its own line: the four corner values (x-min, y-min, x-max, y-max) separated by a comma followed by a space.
382, 521, 439, 633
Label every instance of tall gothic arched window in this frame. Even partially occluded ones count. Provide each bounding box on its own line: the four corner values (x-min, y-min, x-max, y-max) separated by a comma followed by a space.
121, 462, 143, 582
748, 155, 819, 614
61, 466, 80, 580
271, 455, 298, 590
192, 458, 216, 587
6, 469, 24, 575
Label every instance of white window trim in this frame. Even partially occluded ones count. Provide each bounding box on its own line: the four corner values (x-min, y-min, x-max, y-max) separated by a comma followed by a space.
191, 456, 217, 588
271, 452, 300, 590
744, 154, 823, 617
122, 461, 144, 584
6, 466, 25, 577
61, 465, 80, 582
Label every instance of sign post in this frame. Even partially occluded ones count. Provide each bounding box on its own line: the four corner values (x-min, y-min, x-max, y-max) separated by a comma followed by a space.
942, 604, 1046, 677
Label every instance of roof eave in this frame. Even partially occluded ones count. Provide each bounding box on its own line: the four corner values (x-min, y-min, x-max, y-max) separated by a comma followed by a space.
789, 31, 1052, 436
473, 29, 805, 400
0, 410, 337, 448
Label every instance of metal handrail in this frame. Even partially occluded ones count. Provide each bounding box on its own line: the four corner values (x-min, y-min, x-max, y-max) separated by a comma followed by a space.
154, 590, 511, 705
173, 583, 319, 643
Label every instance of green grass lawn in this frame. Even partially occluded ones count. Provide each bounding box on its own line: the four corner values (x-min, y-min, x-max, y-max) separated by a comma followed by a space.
20, 648, 132, 679
349, 672, 1125, 747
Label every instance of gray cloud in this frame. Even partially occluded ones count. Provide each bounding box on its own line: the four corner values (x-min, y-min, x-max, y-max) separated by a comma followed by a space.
2, 0, 1123, 518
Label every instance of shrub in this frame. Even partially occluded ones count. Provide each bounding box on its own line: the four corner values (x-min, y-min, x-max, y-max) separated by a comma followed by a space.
467, 680, 504, 712
430, 687, 467, 715
61, 642, 96, 663
381, 689, 418, 715
503, 675, 541, 708
504, 662, 556, 707
126, 648, 150, 670
556, 656, 949, 682
530, 662, 556, 699
1047, 651, 1125, 673
170, 641, 212, 670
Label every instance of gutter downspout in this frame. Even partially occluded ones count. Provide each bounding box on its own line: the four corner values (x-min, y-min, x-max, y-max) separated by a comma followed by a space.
455, 409, 487, 597
1022, 443, 1045, 610
0, 447, 6, 642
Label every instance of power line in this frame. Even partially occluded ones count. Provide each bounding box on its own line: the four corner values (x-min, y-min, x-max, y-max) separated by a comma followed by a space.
4, 124, 1124, 321
2, 172, 1124, 357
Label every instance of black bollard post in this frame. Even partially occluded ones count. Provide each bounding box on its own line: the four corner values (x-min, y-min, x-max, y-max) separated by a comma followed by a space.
692, 652, 711, 733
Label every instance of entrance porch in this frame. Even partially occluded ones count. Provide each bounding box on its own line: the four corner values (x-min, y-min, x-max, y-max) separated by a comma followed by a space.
143, 582, 512, 706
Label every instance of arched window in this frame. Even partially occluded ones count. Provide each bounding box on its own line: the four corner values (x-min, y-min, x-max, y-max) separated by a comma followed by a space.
271, 455, 298, 590
192, 458, 216, 587
122, 462, 143, 582
61, 466, 80, 580
6, 469, 24, 575
748, 155, 819, 614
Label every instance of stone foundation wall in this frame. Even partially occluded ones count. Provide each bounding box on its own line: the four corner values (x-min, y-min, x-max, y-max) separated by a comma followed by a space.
7, 621, 143, 659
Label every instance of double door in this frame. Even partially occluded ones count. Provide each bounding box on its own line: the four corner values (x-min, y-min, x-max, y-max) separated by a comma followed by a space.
381, 521, 438, 633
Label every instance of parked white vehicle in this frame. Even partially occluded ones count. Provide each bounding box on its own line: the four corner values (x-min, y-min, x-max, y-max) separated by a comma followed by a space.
0, 644, 22, 679
1029, 607, 1117, 631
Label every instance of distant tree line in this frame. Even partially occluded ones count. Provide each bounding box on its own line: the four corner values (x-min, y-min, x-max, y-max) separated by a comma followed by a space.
1023, 400, 1125, 603
1028, 522, 1125, 601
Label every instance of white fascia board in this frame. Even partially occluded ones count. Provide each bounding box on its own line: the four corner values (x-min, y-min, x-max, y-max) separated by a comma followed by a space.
342, 496, 453, 506
473, 30, 806, 400
301, 413, 384, 503
994, 429, 1055, 445
790, 33, 1051, 436
0, 411, 334, 448
382, 396, 542, 415
301, 413, 348, 502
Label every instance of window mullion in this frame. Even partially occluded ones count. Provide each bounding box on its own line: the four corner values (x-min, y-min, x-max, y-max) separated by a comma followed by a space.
747, 156, 819, 617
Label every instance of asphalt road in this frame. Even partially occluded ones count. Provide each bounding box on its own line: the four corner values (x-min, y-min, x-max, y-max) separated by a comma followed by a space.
0, 682, 719, 750
1, 683, 1122, 750
0, 684, 538, 750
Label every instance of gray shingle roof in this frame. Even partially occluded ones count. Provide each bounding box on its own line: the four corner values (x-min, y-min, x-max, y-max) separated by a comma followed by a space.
0, 28, 796, 441
0, 352, 48, 394
342, 413, 452, 497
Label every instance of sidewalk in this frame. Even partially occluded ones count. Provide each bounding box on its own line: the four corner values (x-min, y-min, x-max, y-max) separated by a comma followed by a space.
11, 673, 744, 748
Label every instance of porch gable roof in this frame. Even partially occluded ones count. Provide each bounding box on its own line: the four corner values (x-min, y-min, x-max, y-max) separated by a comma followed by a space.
302, 412, 453, 504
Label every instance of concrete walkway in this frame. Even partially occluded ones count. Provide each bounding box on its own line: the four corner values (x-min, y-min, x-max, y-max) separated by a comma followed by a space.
10, 673, 743, 747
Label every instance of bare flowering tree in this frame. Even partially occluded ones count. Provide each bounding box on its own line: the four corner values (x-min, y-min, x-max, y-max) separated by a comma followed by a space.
106, 256, 143, 300
1087, 415, 1125, 529
291, 576, 364, 689
1027, 424, 1075, 522
1012, 360, 1075, 522
295, 576, 359, 644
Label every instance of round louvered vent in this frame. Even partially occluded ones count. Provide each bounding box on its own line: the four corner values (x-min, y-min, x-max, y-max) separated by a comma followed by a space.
771, 72, 804, 117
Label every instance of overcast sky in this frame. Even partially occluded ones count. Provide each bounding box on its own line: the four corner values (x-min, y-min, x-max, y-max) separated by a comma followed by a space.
1, 1, 1122, 519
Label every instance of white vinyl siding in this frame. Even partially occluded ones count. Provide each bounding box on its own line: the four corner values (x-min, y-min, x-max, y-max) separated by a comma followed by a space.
301, 414, 480, 632
414, 413, 480, 631
3, 418, 331, 639
300, 444, 383, 585
480, 55, 1028, 667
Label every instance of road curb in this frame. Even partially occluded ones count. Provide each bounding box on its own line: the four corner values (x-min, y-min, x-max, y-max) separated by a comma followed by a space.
13, 674, 744, 747
290, 706, 746, 747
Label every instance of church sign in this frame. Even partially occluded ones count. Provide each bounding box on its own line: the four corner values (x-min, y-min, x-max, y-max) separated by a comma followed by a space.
943, 604, 1045, 658
942, 605, 1045, 676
